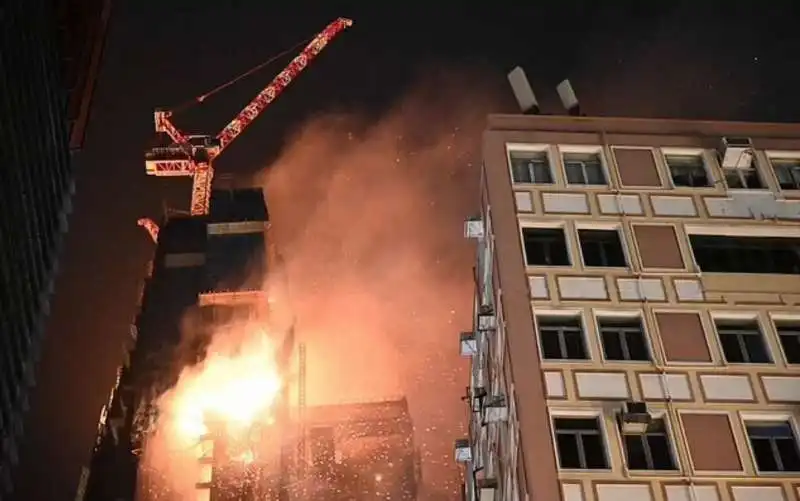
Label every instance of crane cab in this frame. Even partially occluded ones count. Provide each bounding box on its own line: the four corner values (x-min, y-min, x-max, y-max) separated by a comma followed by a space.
144, 135, 221, 176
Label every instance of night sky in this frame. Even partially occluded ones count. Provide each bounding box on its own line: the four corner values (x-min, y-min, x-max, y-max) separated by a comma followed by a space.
15, 2, 800, 500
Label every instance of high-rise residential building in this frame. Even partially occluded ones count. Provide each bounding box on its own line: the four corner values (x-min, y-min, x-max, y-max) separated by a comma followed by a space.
457, 113, 800, 501
0, 0, 110, 497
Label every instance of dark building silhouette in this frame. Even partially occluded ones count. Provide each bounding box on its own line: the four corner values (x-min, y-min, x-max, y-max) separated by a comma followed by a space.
0, 0, 110, 497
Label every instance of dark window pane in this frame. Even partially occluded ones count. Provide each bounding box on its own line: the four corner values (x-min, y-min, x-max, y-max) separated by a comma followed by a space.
601, 331, 623, 360
776, 439, 800, 471
625, 330, 650, 361
555, 433, 580, 468
750, 438, 779, 471
778, 332, 800, 363
523, 229, 570, 267
563, 332, 587, 359
540, 331, 562, 359
581, 434, 607, 469
624, 435, 647, 469
585, 163, 606, 185
719, 334, 745, 363
555, 418, 597, 431
565, 162, 585, 184
742, 334, 770, 363
647, 434, 675, 470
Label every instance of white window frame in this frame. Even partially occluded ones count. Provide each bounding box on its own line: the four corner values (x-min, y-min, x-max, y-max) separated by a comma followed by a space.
614, 409, 681, 474
548, 408, 613, 472
573, 222, 630, 269
519, 222, 573, 268
765, 150, 800, 191
661, 147, 714, 189
710, 313, 773, 365
685, 224, 800, 239
534, 309, 593, 362
739, 411, 800, 475
592, 309, 652, 363
769, 313, 800, 365
506, 143, 555, 185
559, 145, 610, 187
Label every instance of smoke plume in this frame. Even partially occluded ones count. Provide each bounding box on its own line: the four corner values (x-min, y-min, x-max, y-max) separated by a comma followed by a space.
257, 67, 503, 499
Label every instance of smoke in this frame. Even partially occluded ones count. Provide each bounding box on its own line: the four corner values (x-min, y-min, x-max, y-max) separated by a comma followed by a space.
256, 67, 503, 499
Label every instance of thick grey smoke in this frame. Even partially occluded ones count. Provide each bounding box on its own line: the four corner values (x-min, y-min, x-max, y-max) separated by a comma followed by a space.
257, 68, 503, 499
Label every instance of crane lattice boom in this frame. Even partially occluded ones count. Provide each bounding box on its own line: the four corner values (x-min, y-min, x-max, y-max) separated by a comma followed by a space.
142, 17, 353, 217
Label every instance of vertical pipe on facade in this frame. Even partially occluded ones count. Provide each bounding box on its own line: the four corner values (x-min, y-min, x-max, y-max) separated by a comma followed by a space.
601, 130, 700, 501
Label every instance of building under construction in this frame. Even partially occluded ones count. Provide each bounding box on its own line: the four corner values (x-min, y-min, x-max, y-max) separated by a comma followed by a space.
78, 187, 420, 501
77, 17, 420, 501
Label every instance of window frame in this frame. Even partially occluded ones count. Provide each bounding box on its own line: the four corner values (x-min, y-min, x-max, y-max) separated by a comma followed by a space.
520, 223, 572, 268
661, 148, 713, 189
594, 311, 652, 363
535, 310, 591, 362
766, 150, 800, 192
618, 414, 679, 472
507, 145, 555, 185
740, 412, 800, 475
575, 224, 629, 269
710, 314, 773, 365
559, 145, 610, 187
549, 409, 612, 471
770, 315, 800, 365
722, 162, 766, 191
686, 231, 800, 275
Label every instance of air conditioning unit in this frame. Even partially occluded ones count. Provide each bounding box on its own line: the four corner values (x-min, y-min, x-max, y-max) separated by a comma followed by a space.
483, 395, 509, 423
464, 216, 485, 239
718, 136, 754, 169
619, 401, 652, 434
454, 438, 472, 463
476, 478, 498, 501
477, 305, 496, 331
460, 332, 478, 357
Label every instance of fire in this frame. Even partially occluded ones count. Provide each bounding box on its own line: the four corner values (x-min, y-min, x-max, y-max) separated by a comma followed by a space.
159, 325, 284, 448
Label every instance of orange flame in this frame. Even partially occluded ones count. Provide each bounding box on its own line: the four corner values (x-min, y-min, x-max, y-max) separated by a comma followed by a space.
158, 325, 284, 448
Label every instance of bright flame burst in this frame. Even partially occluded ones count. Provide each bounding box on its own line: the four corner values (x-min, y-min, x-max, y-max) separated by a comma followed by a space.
160, 326, 284, 448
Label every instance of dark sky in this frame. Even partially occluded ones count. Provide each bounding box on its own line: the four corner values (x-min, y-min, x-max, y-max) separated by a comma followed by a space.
16, 2, 800, 500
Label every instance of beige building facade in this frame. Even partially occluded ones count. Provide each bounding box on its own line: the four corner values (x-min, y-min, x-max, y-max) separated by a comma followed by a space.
456, 115, 800, 501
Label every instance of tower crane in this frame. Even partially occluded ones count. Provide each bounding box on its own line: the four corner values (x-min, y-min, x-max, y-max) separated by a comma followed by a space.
139, 17, 353, 241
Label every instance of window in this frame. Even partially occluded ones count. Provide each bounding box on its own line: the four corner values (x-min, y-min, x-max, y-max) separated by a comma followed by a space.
689, 234, 800, 275
724, 165, 763, 189
563, 151, 606, 185
772, 158, 800, 190
622, 418, 677, 471
522, 227, 570, 266
537, 316, 588, 360
598, 317, 650, 361
775, 322, 800, 364
714, 319, 771, 364
553, 417, 608, 469
664, 154, 710, 187
509, 150, 553, 184
746, 421, 800, 472
578, 229, 627, 267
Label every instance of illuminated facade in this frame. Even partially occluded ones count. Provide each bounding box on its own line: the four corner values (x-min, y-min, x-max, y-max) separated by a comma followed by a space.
0, 0, 109, 497
457, 115, 800, 501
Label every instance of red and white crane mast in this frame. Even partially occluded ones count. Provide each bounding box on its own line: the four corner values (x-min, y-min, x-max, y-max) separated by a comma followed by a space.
140, 17, 353, 234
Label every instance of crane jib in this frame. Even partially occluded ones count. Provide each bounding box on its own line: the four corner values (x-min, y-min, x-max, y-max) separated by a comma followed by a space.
142, 17, 353, 217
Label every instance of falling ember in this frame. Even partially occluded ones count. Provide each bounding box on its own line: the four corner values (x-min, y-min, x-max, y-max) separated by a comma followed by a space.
157, 325, 284, 448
